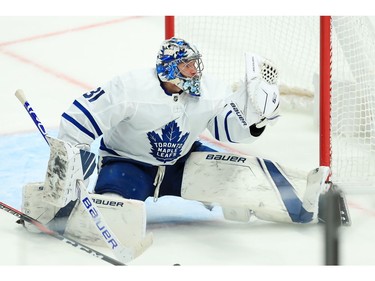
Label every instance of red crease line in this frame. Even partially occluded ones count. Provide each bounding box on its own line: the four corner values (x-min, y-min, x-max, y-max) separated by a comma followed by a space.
0, 16, 141, 47
1, 49, 93, 90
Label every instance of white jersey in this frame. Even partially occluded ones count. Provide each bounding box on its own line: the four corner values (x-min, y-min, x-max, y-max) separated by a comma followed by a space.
58, 68, 261, 166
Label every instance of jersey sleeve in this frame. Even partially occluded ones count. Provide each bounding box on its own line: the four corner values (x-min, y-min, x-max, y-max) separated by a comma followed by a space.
206, 82, 266, 144
58, 75, 135, 146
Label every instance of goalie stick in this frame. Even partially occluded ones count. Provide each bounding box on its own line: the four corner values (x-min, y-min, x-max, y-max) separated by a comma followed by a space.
15, 89, 49, 145
0, 201, 125, 265
15, 89, 152, 264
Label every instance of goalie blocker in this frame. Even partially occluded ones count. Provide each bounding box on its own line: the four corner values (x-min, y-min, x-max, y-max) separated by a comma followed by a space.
22, 136, 151, 255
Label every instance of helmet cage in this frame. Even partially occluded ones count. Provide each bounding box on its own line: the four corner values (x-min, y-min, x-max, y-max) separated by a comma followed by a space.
156, 38, 204, 97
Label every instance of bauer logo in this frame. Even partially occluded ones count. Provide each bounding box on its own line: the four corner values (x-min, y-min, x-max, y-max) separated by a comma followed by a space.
82, 197, 118, 249
206, 154, 246, 163
229, 102, 248, 127
92, 198, 124, 207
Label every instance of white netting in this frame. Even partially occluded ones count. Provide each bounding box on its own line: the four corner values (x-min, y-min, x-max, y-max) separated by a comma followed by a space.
174, 16, 319, 113
331, 17, 375, 191
174, 16, 375, 191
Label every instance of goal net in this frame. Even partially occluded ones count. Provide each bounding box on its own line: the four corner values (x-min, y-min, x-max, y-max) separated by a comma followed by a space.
330, 17, 375, 192
167, 16, 375, 192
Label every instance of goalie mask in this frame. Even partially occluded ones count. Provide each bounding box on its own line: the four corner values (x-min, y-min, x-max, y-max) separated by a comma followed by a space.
156, 37, 204, 97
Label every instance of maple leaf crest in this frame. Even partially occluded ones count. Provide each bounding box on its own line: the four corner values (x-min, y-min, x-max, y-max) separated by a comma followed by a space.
147, 120, 189, 163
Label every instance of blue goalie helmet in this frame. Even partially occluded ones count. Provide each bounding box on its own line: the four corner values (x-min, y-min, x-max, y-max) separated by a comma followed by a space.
156, 37, 204, 97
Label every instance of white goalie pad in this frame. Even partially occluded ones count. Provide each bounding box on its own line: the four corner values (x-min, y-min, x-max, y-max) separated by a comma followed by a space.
44, 136, 96, 208
181, 152, 330, 224
21, 182, 150, 253
65, 193, 149, 252
222, 206, 252, 222
22, 182, 59, 233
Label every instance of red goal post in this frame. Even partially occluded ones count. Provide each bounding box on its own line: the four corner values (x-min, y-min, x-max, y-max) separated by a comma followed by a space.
165, 16, 375, 193
320, 16, 331, 168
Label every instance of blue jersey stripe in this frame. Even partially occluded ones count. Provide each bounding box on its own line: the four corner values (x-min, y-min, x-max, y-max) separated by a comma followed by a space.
224, 111, 235, 143
62, 113, 95, 140
214, 117, 220, 140
73, 100, 103, 137
260, 158, 313, 223
99, 138, 121, 156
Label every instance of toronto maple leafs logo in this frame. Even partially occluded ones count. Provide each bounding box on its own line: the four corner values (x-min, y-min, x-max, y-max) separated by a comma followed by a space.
147, 120, 190, 163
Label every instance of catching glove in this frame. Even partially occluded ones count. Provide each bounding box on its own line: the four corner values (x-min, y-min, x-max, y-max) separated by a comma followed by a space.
245, 53, 280, 128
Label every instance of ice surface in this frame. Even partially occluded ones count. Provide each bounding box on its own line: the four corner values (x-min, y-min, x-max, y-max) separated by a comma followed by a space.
1, 17, 375, 279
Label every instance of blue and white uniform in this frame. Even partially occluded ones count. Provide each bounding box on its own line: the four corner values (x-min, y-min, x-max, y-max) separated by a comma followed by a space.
58, 68, 264, 200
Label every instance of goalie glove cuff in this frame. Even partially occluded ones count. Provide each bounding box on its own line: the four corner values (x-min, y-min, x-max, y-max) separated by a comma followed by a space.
255, 105, 281, 128
249, 123, 266, 137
